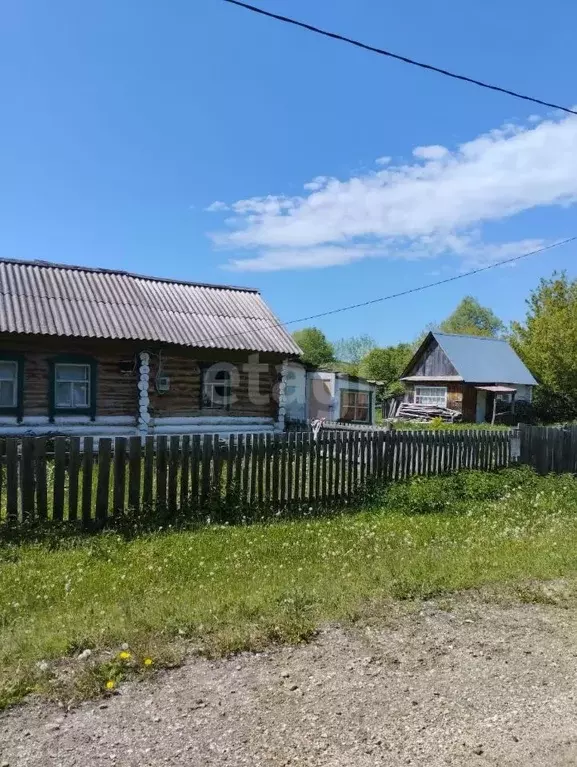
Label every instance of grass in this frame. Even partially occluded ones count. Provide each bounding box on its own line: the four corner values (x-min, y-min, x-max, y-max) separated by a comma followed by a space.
3, 466, 577, 708
388, 419, 512, 431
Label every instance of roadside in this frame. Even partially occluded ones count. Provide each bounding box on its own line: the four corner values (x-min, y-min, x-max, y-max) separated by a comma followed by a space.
2, 592, 577, 766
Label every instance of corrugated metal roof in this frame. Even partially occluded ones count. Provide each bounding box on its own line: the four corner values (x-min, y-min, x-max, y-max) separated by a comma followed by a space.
0, 259, 302, 355
432, 332, 537, 385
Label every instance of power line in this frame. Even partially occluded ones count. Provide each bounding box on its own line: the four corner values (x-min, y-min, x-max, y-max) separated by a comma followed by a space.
222, 0, 577, 117
192, 237, 577, 348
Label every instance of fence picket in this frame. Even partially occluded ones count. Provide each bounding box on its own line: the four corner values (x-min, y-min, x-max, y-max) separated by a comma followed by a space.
128, 437, 142, 513
257, 433, 265, 505
113, 437, 127, 517
21, 437, 35, 522
53, 437, 67, 522
168, 435, 180, 513
243, 434, 252, 505
210, 434, 220, 505
294, 432, 302, 503
264, 433, 272, 502
279, 433, 287, 505
67, 437, 81, 522
81, 437, 94, 525
95, 438, 112, 524
287, 431, 295, 503
35, 437, 48, 520
327, 431, 335, 500
226, 434, 235, 508
156, 436, 168, 508
201, 435, 212, 506
189, 435, 201, 509
251, 433, 259, 504
272, 434, 280, 506
301, 432, 310, 503
143, 436, 154, 508
179, 435, 190, 512
5, 438, 18, 524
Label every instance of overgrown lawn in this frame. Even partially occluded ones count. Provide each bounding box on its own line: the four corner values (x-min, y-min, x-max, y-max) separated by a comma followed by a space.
2, 466, 577, 708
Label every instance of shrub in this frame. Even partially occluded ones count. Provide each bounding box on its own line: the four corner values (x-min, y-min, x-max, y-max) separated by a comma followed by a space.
384, 466, 537, 515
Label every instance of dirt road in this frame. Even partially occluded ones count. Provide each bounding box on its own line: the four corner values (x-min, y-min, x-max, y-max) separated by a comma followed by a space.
3, 595, 577, 766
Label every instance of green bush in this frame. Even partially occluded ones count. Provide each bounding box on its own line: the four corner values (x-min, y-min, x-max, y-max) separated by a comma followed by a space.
384, 466, 537, 515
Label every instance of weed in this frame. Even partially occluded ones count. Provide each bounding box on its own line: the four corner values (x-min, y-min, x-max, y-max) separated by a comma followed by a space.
2, 468, 577, 708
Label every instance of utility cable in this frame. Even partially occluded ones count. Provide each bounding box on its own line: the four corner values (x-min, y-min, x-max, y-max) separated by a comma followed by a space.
191, 237, 577, 347
223, 0, 577, 116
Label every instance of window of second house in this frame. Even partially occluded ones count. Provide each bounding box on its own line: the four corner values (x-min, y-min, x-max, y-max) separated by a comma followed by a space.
0, 361, 18, 408
55, 363, 91, 408
415, 386, 447, 407
340, 389, 371, 423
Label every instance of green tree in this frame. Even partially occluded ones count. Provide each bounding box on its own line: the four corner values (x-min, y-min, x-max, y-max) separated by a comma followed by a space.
292, 327, 335, 367
358, 343, 414, 396
333, 334, 377, 367
511, 272, 577, 420
438, 296, 504, 337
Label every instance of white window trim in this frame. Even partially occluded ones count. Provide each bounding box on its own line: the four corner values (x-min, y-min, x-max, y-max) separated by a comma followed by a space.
54, 363, 91, 409
414, 385, 448, 407
0, 361, 18, 408
202, 370, 233, 410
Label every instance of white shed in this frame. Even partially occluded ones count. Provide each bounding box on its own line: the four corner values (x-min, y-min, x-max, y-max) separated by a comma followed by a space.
285, 363, 377, 425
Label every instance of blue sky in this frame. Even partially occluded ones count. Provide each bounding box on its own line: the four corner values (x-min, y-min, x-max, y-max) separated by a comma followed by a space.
1, 0, 576, 347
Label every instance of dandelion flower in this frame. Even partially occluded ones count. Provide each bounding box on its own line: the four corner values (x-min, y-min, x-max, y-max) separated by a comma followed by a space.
144, 658, 153, 667
105, 680, 115, 690
118, 651, 131, 661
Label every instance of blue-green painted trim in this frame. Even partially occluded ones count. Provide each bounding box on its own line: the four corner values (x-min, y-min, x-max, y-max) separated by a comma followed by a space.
48, 354, 98, 422
0, 353, 25, 422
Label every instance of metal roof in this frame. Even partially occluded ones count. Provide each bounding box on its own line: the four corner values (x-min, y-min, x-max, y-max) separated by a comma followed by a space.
431, 332, 537, 385
0, 259, 302, 355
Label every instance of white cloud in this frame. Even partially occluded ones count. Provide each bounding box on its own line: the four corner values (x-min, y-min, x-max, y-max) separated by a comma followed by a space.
208, 112, 577, 271
303, 176, 329, 191
205, 200, 229, 213
412, 144, 449, 160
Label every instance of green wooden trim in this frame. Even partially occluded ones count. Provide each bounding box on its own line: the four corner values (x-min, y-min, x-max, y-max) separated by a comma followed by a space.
49, 354, 98, 422
0, 353, 25, 422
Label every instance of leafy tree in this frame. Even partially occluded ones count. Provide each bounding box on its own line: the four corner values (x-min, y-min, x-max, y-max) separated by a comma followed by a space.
438, 296, 504, 337
292, 327, 335, 367
511, 273, 577, 421
358, 343, 414, 397
333, 334, 377, 366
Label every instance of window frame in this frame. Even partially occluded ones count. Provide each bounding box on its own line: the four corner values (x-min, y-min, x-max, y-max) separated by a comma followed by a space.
49, 354, 97, 421
200, 365, 233, 411
414, 385, 448, 407
0, 353, 24, 421
339, 388, 372, 424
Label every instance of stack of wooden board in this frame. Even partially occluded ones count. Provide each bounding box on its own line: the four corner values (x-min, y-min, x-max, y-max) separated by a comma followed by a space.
395, 402, 462, 422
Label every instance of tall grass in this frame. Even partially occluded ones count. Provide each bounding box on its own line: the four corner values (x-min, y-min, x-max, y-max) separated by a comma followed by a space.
2, 467, 577, 707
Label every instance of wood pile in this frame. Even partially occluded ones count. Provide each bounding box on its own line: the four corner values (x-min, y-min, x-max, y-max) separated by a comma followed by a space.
395, 402, 462, 423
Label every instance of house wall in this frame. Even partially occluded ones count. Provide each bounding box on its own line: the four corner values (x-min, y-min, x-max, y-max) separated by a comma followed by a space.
282, 361, 308, 421
404, 380, 534, 422
307, 372, 335, 421
406, 338, 459, 377
283, 366, 377, 425
334, 376, 376, 424
0, 334, 284, 436
405, 382, 464, 411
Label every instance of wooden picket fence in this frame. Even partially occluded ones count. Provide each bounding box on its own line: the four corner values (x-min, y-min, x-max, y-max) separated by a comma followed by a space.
0, 428, 517, 529
519, 424, 577, 474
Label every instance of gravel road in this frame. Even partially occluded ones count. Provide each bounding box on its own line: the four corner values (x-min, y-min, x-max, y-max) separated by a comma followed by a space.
2, 595, 577, 766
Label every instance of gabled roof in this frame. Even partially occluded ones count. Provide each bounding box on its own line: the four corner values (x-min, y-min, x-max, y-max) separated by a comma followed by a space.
0, 259, 301, 355
402, 332, 537, 386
